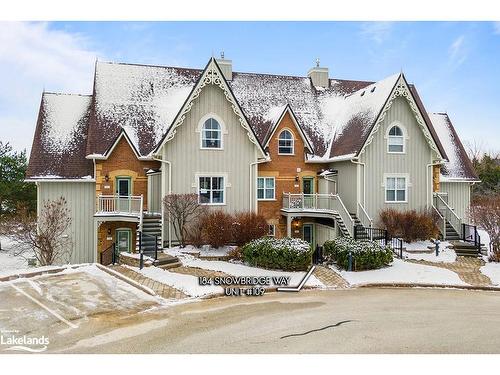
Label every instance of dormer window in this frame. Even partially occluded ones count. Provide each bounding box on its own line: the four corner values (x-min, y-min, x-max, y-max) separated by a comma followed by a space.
201, 118, 222, 149
387, 125, 405, 153
278, 129, 294, 155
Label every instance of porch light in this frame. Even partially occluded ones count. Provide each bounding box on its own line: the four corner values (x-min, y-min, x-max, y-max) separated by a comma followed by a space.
105, 174, 110, 182
295, 176, 299, 182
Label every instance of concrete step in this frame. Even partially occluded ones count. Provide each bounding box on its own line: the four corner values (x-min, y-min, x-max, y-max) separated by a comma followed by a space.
157, 261, 182, 270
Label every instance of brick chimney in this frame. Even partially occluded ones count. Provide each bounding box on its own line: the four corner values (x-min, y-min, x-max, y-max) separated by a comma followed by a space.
216, 51, 232, 81
308, 58, 329, 88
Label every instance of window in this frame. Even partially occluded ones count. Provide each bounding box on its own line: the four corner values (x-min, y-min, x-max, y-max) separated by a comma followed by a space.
278, 130, 294, 154
388, 125, 404, 153
199, 176, 225, 204
386, 176, 407, 202
268, 224, 275, 237
257, 177, 275, 200
201, 118, 222, 149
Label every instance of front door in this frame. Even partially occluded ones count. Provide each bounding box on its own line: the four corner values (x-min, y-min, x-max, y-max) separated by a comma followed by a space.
116, 229, 131, 253
302, 177, 314, 209
303, 224, 314, 247
116, 177, 131, 212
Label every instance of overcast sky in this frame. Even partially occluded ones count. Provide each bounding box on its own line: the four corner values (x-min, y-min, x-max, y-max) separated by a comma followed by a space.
1, 21, 499, 155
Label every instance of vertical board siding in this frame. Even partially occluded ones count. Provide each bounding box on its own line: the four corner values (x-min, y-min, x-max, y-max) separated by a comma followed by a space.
329, 160, 357, 213
315, 223, 336, 246
160, 84, 259, 240
147, 173, 162, 214
361, 97, 434, 223
440, 182, 471, 223
38, 182, 95, 264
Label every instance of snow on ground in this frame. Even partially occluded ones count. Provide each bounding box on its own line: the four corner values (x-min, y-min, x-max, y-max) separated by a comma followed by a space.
480, 262, 500, 286
167, 249, 323, 288
478, 229, 491, 253
403, 243, 456, 264
169, 245, 236, 257
127, 265, 223, 298
334, 258, 467, 286
0, 235, 33, 277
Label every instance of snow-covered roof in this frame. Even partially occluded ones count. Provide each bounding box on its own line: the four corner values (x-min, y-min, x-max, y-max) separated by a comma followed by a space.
429, 113, 478, 181
27, 93, 93, 179
27, 58, 472, 180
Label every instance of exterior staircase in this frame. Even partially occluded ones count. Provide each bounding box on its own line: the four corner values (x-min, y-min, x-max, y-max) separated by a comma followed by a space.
137, 213, 162, 254
332, 212, 351, 237
349, 213, 368, 238
444, 219, 461, 241
451, 241, 482, 257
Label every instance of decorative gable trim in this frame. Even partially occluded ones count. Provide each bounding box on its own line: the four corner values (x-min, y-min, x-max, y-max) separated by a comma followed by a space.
86, 129, 150, 161
263, 105, 314, 154
358, 74, 444, 159
153, 58, 266, 157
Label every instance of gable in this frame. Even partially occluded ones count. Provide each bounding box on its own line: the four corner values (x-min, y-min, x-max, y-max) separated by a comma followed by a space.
154, 58, 266, 157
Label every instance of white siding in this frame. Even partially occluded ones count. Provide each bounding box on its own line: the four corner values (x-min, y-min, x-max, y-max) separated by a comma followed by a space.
37, 182, 95, 264
329, 160, 357, 213
440, 181, 471, 223
159, 84, 260, 241
361, 96, 436, 224
315, 223, 337, 246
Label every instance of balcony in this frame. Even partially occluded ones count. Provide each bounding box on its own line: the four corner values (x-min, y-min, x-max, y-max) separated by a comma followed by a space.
281, 193, 355, 237
95, 195, 144, 220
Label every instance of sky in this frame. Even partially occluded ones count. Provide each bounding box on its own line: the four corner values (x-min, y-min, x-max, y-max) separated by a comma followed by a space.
0, 21, 499, 156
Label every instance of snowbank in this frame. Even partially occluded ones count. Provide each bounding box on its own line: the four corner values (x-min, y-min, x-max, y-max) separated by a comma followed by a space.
480, 262, 500, 286
403, 243, 456, 264
335, 259, 467, 286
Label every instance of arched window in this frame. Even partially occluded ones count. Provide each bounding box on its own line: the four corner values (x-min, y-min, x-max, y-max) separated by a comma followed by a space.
278, 129, 294, 154
387, 125, 404, 153
201, 118, 222, 149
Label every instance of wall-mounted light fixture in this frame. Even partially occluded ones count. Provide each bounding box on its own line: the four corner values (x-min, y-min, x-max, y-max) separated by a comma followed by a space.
294, 176, 299, 182
107, 228, 111, 235
105, 174, 110, 182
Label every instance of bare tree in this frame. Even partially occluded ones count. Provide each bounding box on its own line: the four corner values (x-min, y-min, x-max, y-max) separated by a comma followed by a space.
6, 197, 72, 265
163, 194, 207, 248
469, 195, 500, 261
465, 139, 485, 168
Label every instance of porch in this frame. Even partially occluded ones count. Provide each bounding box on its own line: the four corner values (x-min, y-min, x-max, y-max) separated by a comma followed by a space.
281, 193, 355, 238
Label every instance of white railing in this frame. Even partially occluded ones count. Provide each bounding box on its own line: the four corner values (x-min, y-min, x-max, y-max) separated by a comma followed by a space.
357, 202, 373, 228
432, 204, 446, 240
434, 193, 462, 237
282, 193, 355, 237
97, 195, 144, 218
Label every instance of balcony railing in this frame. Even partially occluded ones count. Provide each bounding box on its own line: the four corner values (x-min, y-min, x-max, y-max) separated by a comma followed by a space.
96, 195, 143, 216
434, 193, 462, 237
282, 193, 354, 237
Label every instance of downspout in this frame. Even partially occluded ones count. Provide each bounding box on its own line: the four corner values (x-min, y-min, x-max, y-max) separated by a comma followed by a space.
249, 157, 270, 212
152, 154, 172, 248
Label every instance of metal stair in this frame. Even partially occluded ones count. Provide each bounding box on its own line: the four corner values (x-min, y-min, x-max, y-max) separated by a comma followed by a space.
349, 213, 369, 238
136, 213, 162, 254
331, 212, 351, 237
444, 219, 461, 241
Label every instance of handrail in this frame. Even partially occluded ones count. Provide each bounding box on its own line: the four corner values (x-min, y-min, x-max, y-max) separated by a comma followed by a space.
96, 194, 143, 216
357, 202, 373, 228
432, 204, 446, 240
435, 193, 462, 237
332, 194, 355, 237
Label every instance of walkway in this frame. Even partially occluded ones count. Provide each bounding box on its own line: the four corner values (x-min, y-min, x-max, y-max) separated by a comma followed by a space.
109, 265, 188, 300
313, 265, 349, 288
407, 256, 492, 287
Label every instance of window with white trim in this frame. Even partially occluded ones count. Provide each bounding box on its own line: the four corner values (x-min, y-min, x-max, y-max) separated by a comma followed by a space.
387, 125, 404, 153
278, 130, 294, 154
257, 177, 275, 200
201, 118, 222, 149
386, 176, 407, 202
199, 176, 225, 204
268, 224, 275, 237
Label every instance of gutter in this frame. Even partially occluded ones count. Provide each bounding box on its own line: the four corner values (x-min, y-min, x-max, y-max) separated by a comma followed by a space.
249, 156, 271, 212
426, 160, 442, 208
350, 158, 366, 208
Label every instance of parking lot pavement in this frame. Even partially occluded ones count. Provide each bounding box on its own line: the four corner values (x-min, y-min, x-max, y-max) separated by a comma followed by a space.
0, 265, 165, 352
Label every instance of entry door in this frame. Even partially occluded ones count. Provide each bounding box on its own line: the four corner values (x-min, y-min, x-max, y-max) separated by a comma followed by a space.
116, 177, 131, 212
303, 224, 314, 247
116, 229, 131, 253
302, 177, 314, 209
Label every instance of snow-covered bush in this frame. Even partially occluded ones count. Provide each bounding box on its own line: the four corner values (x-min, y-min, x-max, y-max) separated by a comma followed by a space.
241, 237, 312, 271
324, 237, 393, 271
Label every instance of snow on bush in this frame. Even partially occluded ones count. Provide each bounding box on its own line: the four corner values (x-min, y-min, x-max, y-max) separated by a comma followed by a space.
324, 237, 393, 271
241, 237, 312, 271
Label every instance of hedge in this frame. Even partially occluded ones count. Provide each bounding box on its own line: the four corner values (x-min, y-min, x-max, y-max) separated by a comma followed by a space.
323, 237, 393, 271
241, 237, 312, 271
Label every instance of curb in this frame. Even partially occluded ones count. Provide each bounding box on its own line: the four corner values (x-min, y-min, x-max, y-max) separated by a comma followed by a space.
0, 264, 87, 282
355, 282, 500, 292
95, 263, 157, 297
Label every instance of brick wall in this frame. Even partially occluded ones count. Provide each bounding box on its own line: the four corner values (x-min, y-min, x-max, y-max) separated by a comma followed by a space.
95, 137, 160, 209
258, 112, 323, 237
